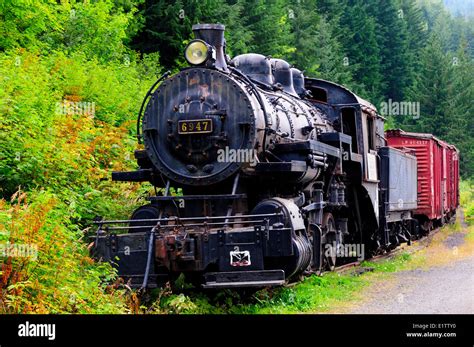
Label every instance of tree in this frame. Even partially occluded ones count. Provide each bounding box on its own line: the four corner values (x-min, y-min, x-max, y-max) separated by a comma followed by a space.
399, 0, 429, 97
131, 0, 254, 68
337, 0, 384, 101
287, 0, 353, 85
445, 41, 474, 177
404, 34, 452, 137
240, 0, 295, 57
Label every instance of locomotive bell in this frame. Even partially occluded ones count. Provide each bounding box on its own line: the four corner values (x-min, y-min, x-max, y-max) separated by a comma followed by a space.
190, 23, 228, 72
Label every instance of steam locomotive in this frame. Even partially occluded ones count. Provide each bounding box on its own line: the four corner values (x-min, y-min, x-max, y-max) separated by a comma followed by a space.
93, 24, 459, 289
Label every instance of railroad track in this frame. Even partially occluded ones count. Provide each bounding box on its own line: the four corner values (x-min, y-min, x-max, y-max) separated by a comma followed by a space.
333, 226, 442, 275
283, 227, 444, 288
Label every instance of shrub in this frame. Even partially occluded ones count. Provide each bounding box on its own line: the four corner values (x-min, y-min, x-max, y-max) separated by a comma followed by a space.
460, 180, 474, 225
0, 190, 128, 313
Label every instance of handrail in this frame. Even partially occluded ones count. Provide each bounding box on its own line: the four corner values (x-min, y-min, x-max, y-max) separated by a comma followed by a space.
92, 212, 283, 225
136, 70, 171, 143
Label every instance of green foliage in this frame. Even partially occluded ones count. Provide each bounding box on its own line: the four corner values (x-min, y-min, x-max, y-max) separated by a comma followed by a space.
0, 50, 158, 210
372, 0, 411, 101
460, 180, 474, 225
132, 0, 253, 67
0, 0, 141, 63
142, 272, 368, 314
0, 0, 157, 313
0, 0, 62, 52
0, 191, 128, 313
401, 35, 474, 177
335, 0, 385, 100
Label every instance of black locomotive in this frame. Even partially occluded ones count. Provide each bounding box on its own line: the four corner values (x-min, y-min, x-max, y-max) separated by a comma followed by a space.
93, 24, 427, 289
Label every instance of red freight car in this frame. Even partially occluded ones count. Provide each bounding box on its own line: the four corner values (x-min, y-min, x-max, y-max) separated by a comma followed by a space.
444, 143, 460, 216
386, 130, 459, 231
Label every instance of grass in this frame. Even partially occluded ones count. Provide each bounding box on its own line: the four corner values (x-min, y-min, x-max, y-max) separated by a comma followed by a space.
360, 252, 413, 273
138, 252, 417, 314
140, 271, 371, 314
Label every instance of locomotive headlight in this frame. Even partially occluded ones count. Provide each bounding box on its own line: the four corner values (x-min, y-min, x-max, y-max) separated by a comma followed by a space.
185, 40, 211, 65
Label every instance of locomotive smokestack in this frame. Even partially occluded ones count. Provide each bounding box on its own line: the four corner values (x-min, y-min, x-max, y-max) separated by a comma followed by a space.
192, 23, 228, 72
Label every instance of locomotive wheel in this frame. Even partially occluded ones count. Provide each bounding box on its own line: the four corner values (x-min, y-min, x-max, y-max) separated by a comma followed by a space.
129, 204, 173, 233
322, 212, 339, 270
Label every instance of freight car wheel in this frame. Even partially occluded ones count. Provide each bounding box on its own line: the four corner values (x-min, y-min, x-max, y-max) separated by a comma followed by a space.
420, 219, 433, 235
322, 213, 340, 270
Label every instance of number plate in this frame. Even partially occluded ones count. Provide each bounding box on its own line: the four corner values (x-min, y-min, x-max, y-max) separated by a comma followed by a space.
178, 119, 213, 134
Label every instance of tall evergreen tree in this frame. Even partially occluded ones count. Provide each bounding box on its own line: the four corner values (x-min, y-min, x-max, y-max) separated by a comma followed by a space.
240, 0, 295, 57
445, 40, 474, 177
399, 0, 429, 97
368, 0, 411, 101
286, 0, 353, 84
131, 0, 252, 69
337, 0, 384, 101
405, 34, 452, 137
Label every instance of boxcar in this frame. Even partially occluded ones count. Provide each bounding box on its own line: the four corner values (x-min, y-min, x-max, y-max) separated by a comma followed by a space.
386, 130, 459, 230
444, 143, 460, 218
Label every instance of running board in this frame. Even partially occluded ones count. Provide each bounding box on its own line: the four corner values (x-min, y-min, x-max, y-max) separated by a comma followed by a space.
202, 270, 286, 288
